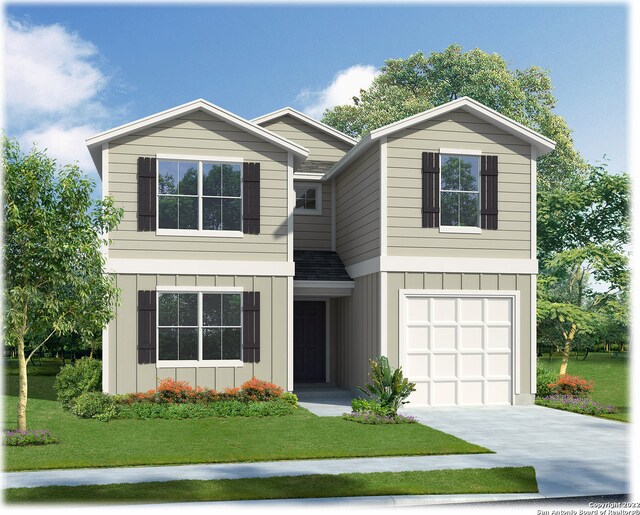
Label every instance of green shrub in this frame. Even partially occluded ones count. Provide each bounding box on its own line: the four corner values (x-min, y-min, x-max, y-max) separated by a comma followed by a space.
72, 391, 116, 421
351, 398, 392, 416
281, 392, 299, 407
115, 399, 295, 420
357, 356, 416, 415
53, 357, 102, 410
536, 362, 557, 398
4, 429, 58, 446
342, 412, 418, 425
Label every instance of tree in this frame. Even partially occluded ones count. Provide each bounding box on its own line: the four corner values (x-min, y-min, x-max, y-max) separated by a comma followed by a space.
3, 137, 123, 430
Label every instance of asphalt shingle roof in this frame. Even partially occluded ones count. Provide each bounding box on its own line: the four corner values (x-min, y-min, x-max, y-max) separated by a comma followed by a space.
294, 250, 352, 282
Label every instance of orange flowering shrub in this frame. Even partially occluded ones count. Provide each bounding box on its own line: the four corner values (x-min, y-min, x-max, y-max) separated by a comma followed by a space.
240, 377, 284, 402
549, 374, 593, 398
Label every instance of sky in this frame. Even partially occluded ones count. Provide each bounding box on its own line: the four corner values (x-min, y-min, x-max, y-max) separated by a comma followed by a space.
3, 2, 629, 194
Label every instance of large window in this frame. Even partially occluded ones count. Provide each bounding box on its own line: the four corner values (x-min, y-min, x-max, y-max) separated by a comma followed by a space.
440, 154, 479, 227
158, 291, 242, 363
158, 159, 242, 232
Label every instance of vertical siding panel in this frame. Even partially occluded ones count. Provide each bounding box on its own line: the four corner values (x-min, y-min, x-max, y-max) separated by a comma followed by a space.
116, 274, 138, 394
215, 368, 235, 390
517, 274, 532, 394
480, 274, 498, 290
443, 273, 462, 290
271, 277, 288, 388
176, 368, 196, 385
176, 275, 196, 287
462, 273, 480, 290
387, 272, 405, 367
216, 276, 235, 287
196, 276, 215, 287
404, 272, 424, 289
425, 273, 444, 289
198, 368, 216, 389
157, 275, 176, 286
499, 274, 517, 290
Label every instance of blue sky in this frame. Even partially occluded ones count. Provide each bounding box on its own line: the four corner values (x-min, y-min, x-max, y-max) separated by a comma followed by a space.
4, 3, 628, 191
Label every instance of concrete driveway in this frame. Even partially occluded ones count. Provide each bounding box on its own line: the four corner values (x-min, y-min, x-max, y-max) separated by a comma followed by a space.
402, 404, 629, 497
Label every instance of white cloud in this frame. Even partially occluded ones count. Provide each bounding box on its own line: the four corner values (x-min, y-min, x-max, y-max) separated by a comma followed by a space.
299, 65, 379, 119
5, 18, 116, 186
6, 19, 107, 119
18, 124, 101, 182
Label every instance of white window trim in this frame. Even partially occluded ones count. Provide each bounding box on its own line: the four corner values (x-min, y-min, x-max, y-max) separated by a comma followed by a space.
294, 182, 322, 216
156, 157, 244, 235
155, 288, 245, 368
439, 153, 481, 231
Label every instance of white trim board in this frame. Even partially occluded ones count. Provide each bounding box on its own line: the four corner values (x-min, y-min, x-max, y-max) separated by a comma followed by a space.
251, 106, 358, 146
324, 96, 556, 181
107, 258, 295, 277
86, 98, 309, 175
345, 256, 538, 279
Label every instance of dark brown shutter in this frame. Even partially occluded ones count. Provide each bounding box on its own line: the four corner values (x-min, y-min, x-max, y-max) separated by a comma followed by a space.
422, 152, 440, 228
480, 155, 499, 230
138, 290, 156, 364
137, 157, 157, 231
243, 162, 260, 234
242, 291, 260, 363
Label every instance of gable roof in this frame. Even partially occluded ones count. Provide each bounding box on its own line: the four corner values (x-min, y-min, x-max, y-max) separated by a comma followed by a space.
252, 107, 358, 146
324, 96, 557, 181
86, 99, 309, 175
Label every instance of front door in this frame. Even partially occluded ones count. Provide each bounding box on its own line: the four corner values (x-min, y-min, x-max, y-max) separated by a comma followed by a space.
294, 301, 326, 382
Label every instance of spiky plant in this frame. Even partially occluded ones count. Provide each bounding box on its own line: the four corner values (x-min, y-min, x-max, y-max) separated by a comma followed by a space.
357, 356, 416, 415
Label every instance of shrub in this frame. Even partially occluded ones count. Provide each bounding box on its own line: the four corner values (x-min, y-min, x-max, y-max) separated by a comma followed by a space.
72, 391, 116, 421
549, 374, 593, 397
281, 392, 299, 407
54, 357, 102, 410
4, 429, 58, 446
536, 363, 557, 398
342, 412, 417, 425
115, 399, 295, 419
536, 395, 618, 416
240, 377, 284, 402
351, 398, 392, 416
155, 378, 199, 403
357, 356, 416, 415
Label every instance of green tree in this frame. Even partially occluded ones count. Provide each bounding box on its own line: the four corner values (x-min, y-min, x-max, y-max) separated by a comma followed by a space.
3, 137, 123, 430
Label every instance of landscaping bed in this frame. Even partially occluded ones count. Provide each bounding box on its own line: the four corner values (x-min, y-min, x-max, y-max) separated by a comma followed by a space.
4, 375, 491, 471
4, 467, 538, 503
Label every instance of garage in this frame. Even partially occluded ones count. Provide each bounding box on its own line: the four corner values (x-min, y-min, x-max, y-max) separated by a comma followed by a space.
399, 290, 517, 407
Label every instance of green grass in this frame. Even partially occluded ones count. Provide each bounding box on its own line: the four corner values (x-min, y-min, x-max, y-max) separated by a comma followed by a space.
3, 374, 490, 471
4, 467, 538, 504
538, 352, 630, 422
4, 357, 64, 376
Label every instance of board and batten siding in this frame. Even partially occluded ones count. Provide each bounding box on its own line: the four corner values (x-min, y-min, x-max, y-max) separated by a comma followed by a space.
293, 180, 332, 251
386, 111, 532, 258
385, 272, 533, 396
259, 115, 352, 162
335, 143, 381, 266
108, 110, 289, 261
107, 273, 289, 394
331, 273, 380, 389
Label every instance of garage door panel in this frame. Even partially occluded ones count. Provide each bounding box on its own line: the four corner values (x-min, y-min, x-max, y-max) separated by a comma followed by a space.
460, 381, 484, 405
402, 294, 514, 407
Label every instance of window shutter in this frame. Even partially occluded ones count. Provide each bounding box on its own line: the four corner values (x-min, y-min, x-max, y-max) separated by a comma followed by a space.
137, 157, 157, 231
138, 290, 156, 364
242, 291, 260, 363
480, 155, 499, 230
243, 162, 260, 234
422, 152, 440, 228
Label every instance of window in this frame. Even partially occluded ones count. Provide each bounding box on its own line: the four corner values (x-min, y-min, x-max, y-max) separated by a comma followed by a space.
157, 159, 242, 232
440, 154, 479, 227
157, 291, 242, 363
294, 183, 321, 215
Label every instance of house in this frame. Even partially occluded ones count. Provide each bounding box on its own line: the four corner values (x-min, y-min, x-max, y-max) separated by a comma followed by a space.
86, 96, 555, 407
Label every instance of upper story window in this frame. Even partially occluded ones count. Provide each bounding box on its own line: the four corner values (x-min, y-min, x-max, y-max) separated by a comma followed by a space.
440, 154, 479, 227
157, 159, 242, 233
294, 183, 322, 215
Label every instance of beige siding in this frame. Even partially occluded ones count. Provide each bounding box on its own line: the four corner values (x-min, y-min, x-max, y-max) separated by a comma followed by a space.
386, 272, 533, 396
108, 110, 289, 261
107, 273, 289, 394
386, 111, 532, 258
293, 180, 332, 250
335, 144, 381, 266
332, 273, 380, 389
259, 115, 352, 162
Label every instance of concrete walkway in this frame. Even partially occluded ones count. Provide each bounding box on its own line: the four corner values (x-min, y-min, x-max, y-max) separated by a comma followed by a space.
4, 394, 630, 501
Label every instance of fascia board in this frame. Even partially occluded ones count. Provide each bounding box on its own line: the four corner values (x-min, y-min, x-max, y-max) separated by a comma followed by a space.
252, 107, 358, 146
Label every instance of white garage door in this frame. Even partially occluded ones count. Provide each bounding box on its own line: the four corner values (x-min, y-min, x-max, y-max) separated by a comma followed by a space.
400, 292, 515, 406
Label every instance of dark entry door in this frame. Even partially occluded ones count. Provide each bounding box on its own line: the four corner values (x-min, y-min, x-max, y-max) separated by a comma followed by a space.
294, 301, 326, 382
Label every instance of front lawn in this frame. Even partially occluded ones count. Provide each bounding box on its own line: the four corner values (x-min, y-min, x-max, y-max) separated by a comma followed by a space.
4, 375, 490, 471
4, 467, 538, 504
537, 352, 629, 422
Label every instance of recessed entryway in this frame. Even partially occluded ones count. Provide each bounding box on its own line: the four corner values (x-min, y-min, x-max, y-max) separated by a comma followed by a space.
294, 300, 326, 382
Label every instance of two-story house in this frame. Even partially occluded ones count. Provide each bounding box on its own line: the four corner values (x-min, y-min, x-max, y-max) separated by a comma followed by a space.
86, 96, 555, 406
